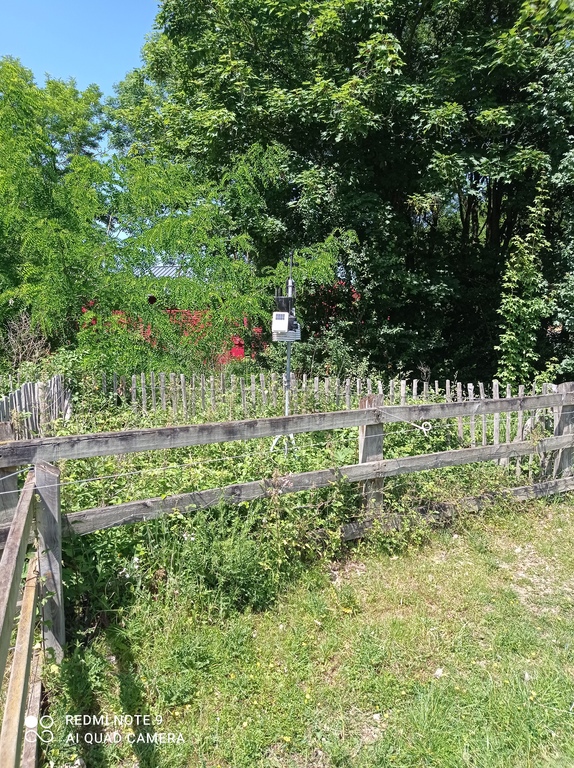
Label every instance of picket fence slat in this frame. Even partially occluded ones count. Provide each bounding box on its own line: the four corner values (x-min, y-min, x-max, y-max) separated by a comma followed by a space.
0, 375, 69, 439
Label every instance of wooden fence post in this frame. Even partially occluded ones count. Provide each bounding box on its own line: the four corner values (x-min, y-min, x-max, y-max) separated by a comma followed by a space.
553, 382, 574, 478
0, 422, 18, 527
170, 373, 178, 414
119, 376, 126, 410
181, 374, 187, 421
141, 373, 147, 415
131, 375, 137, 412
260, 373, 267, 410
271, 373, 278, 411
240, 378, 247, 416
0, 555, 39, 768
38, 381, 48, 436
160, 373, 167, 411
35, 462, 64, 663
358, 394, 385, 517
150, 371, 157, 412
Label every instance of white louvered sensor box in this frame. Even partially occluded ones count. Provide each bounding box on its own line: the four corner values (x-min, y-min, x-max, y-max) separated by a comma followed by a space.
272, 312, 289, 333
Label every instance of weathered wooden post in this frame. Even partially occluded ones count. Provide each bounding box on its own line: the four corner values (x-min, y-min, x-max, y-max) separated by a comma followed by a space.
37, 381, 49, 436
358, 394, 385, 519
0, 422, 18, 527
553, 382, 574, 478
35, 462, 64, 663
131, 375, 138, 412
170, 373, 178, 414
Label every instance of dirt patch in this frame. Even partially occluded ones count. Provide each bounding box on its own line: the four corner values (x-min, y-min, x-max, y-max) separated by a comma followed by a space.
498, 542, 574, 616
265, 742, 331, 767
321, 653, 344, 686
265, 705, 387, 767
347, 706, 388, 747
327, 561, 366, 586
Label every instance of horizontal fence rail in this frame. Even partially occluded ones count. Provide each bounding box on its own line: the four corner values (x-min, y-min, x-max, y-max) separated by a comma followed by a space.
0, 409, 374, 467
1, 391, 574, 468
0, 386, 572, 545
58, 433, 573, 537
3, 472, 574, 550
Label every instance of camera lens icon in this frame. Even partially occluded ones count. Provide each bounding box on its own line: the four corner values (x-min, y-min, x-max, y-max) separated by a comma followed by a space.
25, 715, 54, 743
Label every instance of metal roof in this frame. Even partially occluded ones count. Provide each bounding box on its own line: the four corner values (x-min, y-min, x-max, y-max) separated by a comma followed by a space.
149, 265, 192, 278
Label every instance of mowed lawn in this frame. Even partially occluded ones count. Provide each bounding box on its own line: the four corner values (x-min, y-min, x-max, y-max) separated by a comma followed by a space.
45, 499, 574, 768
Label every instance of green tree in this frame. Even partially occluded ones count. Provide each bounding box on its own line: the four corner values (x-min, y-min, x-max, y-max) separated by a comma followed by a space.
110, 0, 574, 379
76, 155, 267, 373
495, 185, 550, 386
0, 57, 109, 343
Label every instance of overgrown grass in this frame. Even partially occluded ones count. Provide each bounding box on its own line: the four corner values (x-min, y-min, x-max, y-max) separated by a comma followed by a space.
33, 385, 569, 767
50, 381, 546, 515
42, 497, 574, 767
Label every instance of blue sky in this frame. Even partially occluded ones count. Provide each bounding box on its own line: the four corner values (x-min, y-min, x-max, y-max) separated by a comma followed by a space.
0, 0, 160, 97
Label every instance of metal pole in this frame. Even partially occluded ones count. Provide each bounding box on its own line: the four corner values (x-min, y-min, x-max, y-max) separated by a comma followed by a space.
285, 264, 294, 442
285, 341, 292, 418
284, 341, 292, 457
271, 254, 297, 455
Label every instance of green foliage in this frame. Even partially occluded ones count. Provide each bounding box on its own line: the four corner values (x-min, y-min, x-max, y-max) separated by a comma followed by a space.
68, 146, 353, 374
0, 58, 108, 342
5, 0, 574, 380
495, 186, 550, 386
102, 0, 574, 380
262, 321, 372, 378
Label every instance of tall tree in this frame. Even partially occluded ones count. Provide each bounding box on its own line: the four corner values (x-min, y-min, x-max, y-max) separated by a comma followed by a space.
109, 0, 574, 377
0, 57, 109, 343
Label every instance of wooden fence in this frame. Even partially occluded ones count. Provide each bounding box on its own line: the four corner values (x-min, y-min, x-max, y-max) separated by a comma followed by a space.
0, 465, 63, 767
1, 382, 574, 764
0, 375, 71, 439
94, 371, 557, 420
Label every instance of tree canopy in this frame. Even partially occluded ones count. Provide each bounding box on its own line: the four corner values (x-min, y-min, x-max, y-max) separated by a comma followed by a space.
107, 0, 574, 379
0, 58, 108, 340
2, 0, 574, 381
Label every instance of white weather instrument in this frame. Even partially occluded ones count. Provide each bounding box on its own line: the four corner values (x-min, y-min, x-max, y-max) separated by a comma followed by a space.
271, 311, 301, 341
271, 312, 289, 334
